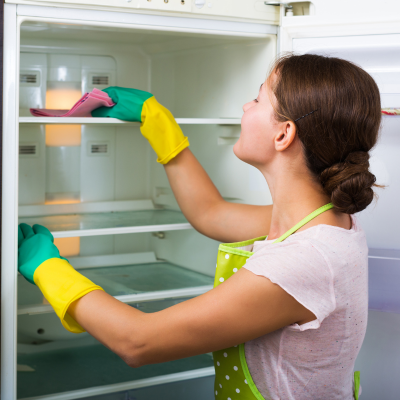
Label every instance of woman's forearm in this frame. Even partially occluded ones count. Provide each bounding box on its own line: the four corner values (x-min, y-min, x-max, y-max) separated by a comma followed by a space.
68, 290, 148, 368
164, 148, 226, 235
164, 148, 273, 242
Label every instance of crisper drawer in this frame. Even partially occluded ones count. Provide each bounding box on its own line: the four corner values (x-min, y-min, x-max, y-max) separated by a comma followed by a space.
17, 300, 215, 400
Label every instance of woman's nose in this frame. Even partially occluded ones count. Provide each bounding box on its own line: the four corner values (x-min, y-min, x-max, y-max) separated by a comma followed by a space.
242, 100, 254, 113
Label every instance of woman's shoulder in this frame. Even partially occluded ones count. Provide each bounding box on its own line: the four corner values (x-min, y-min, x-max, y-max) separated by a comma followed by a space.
250, 215, 368, 271
277, 215, 366, 253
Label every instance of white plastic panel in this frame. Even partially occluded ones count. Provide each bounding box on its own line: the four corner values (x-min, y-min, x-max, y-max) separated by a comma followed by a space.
19, 52, 47, 117
80, 126, 115, 202
18, 125, 46, 204
191, 0, 279, 22
46, 146, 81, 200
293, 34, 400, 71
81, 55, 116, 93
114, 126, 151, 201
13, 1, 279, 24
152, 229, 219, 277
152, 37, 275, 118
48, 54, 81, 82
293, 33, 400, 108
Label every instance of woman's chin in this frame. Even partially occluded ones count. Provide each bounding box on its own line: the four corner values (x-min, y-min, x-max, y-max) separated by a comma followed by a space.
233, 141, 251, 164
233, 140, 240, 157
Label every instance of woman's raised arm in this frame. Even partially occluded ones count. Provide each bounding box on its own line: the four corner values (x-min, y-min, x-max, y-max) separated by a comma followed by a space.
164, 148, 272, 243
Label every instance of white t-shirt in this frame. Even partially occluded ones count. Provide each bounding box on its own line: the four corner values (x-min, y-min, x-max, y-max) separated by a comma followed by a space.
243, 216, 368, 400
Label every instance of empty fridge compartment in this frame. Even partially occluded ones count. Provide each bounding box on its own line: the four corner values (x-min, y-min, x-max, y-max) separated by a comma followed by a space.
17, 336, 214, 400
19, 20, 275, 120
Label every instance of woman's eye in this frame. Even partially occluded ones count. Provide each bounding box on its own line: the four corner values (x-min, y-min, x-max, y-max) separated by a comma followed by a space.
254, 98, 259, 103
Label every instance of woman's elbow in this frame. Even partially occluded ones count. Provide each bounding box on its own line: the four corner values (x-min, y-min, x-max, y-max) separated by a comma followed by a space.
118, 338, 149, 368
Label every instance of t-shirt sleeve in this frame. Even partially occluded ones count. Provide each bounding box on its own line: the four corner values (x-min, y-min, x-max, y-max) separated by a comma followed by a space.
244, 240, 336, 331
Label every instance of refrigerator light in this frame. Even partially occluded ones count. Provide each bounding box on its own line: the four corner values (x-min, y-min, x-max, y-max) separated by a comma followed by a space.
54, 237, 80, 257
46, 125, 81, 147
45, 85, 82, 147
45, 86, 82, 110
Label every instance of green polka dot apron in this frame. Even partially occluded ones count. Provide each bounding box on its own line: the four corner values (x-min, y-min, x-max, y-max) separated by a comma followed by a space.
212, 203, 361, 400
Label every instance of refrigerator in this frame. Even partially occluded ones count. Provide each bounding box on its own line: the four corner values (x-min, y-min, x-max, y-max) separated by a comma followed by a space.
1, 0, 400, 399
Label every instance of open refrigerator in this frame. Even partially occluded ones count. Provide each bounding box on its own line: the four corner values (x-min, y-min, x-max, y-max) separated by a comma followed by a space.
2, 0, 400, 399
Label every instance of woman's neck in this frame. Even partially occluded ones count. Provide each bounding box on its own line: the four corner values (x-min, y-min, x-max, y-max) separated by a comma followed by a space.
261, 161, 333, 240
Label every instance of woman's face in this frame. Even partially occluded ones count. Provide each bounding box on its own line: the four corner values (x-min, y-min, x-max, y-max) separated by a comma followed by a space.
233, 76, 283, 168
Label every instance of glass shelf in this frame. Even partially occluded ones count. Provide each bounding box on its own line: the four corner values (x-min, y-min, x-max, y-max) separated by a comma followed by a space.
19, 117, 241, 125
81, 262, 214, 295
18, 261, 214, 314
17, 338, 214, 400
18, 209, 192, 238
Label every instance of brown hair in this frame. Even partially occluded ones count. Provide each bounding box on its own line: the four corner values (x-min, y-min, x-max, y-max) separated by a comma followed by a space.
269, 53, 382, 214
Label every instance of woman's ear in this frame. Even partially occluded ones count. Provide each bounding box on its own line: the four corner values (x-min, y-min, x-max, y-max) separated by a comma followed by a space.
274, 121, 297, 152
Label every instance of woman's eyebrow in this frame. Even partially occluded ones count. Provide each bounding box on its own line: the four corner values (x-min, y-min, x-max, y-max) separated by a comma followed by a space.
260, 83, 264, 90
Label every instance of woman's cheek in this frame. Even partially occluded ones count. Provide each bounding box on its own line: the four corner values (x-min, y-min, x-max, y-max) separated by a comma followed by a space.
235, 109, 271, 164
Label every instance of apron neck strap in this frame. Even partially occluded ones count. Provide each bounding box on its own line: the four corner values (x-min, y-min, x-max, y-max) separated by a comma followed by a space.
273, 203, 334, 244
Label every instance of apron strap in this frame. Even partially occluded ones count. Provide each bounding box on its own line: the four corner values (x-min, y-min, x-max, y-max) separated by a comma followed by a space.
273, 203, 334, 244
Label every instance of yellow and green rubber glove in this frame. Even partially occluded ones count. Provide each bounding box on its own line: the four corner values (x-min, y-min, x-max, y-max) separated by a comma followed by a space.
91, 86, 189, 164
18, 223, 103, 333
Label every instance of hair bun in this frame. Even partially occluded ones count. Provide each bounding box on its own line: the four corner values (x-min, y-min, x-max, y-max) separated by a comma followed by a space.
320, 151, 376, 214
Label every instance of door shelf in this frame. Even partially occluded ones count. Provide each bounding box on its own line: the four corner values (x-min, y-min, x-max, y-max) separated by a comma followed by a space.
18, 258, 214, 315
381, 108, 400, 115
17, 337, 214, 400
369, 250, 400, 314
19, 117, 242, 125
18, 209, 192, 238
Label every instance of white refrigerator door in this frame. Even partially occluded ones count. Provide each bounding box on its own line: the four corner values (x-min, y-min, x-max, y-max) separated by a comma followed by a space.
280, 3, 400, 398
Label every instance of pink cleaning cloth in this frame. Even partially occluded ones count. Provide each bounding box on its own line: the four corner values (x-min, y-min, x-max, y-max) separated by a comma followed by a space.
30, 88, 115, 117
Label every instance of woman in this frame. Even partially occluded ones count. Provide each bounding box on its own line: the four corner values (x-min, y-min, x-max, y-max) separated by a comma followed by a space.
18, 54, 381, 399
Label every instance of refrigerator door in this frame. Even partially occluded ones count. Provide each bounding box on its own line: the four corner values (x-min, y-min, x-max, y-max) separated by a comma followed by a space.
279, 4, 400, 398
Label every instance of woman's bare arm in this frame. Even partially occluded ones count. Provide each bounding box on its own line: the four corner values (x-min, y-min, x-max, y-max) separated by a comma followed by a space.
164, 148, 272, 242
68, 268, 315, 367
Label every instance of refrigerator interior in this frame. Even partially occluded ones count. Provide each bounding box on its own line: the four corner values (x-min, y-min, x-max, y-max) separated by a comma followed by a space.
16, 18, 276, 400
